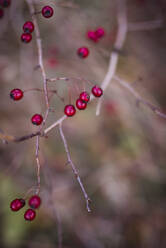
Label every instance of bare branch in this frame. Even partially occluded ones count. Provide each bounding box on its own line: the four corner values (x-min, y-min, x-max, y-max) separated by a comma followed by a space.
35, 135, 41, 194
59, 122, 91, 212
26, 0, 49, 109
128, 19, 163, 32
14, 131, 42, 142
44, 115, 67, 135
114, 75, 166, 119
96, 0, 128, 116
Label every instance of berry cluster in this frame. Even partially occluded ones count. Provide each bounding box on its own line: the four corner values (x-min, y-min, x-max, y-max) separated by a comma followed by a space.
0, 0, 11, 18
10, 88, 43, 125
64, 85, 103, 117
77, 27, 105, 59
21, 21, 34, 43
21, 6, 54, 44
10, 195, 41, 221
87, 27, 105, 42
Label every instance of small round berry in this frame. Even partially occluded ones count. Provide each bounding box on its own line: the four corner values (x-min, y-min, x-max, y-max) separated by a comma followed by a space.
42, 6, 54, 18
28, 195, 41, 209
77, 47, 89, 58
76, 99, 87, 110
10, 88, 23, 101
0, 0, 11, 8
95, 28, 105, 39
87, 31, 98, 42
0, 8, 4, 18
10, 198, 25, 211
21, 33, 32, 43
31, 114, 43, 125
91, 85, 103, 97
64, 104, 76, 117
79, 91, 90, 103
23, 21, 34, 33
24, 209, 36, 221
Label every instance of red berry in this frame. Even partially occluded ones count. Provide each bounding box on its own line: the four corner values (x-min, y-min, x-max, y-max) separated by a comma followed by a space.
91, 85, 103, 97
21, 33, 32, 43
76, 99, 87, 110
87, 31, 98, 42
42, 6, 54, 18
24, 209, 36, 221
0, 8, 4, 18
0, 0, 11, 7
23, 21, 34, 33
10, 198, 25, 211
95, 28, 105, 39
31, 114, 43, 125
28, 195, 41, 209
79, 91, 90, 103
77, 47, 89, 58
64, 104, 76, 117
10, 88, 23, 101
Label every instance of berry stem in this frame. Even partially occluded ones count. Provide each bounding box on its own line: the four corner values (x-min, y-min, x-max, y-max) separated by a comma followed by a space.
24, 88, 64, 103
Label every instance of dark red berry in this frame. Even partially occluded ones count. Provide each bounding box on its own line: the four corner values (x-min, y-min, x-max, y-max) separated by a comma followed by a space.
21, 33, 32, 43
76, 99, 87, 110
28, 195, 41, 209
10, 88, 23, 101
87, 31, 98, 42
77, 47, 89, 58
24, 209, 36, 221
0, 8, 4, 18
31, 114, 43, 125
79, 91, 90, 103
23, 21, 34, 33
42, 6, 54, 18
64, 104, 76, 117
10, 198, 25, 211
91, 85, 103, 97
95, 28, 105, 39
0, 0, 11, 8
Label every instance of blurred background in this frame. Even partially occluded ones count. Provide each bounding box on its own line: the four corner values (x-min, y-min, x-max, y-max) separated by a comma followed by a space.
1, 0, 166, 247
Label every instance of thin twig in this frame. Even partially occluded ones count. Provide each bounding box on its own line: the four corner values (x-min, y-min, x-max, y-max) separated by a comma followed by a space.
14, 131, 41, 142
24, 87, 64, 103
96, 0, 128, 116
35, 135, 41, 194
26, 0, 49, 109
26, 0, 51, 194
44, 115, 67, 135
43, 162, 63, 248
34, 108, 50, 194
114, 75, 166, 119
128, 19, 163, 31
59, 122, 91, 212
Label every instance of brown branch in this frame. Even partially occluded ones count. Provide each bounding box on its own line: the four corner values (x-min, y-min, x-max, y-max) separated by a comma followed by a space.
26, 0, 49, 109
96, 0, 128, 116
59, 122, 91, 212
114, 75, 166, 119
128, 19, 163, 31
14, 131, 42, 142
26, 0, 52, 194
0, 131, 42, 143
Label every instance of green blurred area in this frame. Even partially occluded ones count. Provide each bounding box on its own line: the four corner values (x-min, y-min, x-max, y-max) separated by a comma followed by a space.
1, 0, 166, 247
